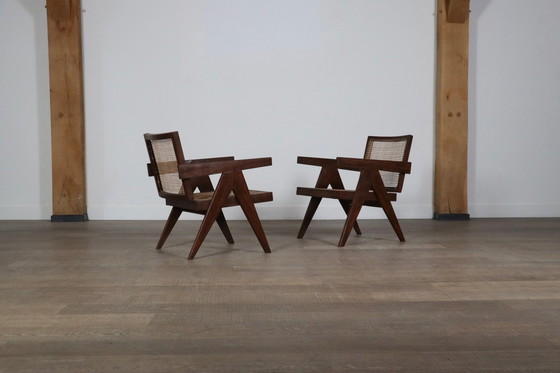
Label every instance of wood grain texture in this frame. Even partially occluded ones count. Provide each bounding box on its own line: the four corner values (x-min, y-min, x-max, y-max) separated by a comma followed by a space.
1, 218, 560, 372
435, 0, 470, 216
46, 0, 86, 216
445, 0, 470, 24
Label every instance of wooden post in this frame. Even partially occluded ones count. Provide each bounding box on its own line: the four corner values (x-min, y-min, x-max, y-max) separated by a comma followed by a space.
46, 0, 87, 222
434, 0, 470, 220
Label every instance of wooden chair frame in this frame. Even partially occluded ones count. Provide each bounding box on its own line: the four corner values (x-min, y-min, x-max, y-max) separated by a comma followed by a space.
145, 132, 273, 260
296, 135, 412, 246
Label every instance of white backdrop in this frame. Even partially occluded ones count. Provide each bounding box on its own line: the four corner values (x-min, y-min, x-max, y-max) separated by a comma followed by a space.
468, 0, 560, 217
82, 0, 435, 220
0, 0, 51, 219
1, 0, 559, 220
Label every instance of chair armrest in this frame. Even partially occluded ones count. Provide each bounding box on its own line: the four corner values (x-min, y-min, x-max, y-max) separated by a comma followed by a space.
297, 156, 337, 167
186, 156, 235, 164
178, 157, 272, 178
146, 157, 234, 177
336, 157, 411, 174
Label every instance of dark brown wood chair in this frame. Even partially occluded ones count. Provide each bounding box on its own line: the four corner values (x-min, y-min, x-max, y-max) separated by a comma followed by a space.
296, 135, 413, 246
144, 131, 273, 260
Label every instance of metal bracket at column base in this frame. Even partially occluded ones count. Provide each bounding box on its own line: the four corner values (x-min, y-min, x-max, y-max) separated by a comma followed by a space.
51, 214, 89, 222
433, 213, 470, 221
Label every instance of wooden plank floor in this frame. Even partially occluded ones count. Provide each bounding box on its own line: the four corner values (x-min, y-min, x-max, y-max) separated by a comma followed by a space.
1, 218, 559, 372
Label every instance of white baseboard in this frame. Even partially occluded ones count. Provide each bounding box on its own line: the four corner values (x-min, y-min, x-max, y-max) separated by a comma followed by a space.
469, 203, 560, 218
0, 205, 52, 220
2, 203, 559, 220
79, 203, 434, 220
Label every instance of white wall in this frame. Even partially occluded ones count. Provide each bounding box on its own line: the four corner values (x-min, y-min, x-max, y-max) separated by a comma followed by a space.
82, 0, 435, 220
0, 0, 51, 219
469, 0, 560, 217
1, 0, 559, 220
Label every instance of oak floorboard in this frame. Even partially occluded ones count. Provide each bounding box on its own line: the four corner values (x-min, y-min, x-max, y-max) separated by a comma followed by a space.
1, 218, 560, 372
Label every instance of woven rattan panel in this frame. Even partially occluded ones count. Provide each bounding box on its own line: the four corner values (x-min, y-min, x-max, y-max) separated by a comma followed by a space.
151, 139, 184, 195
364, 139, 407, 188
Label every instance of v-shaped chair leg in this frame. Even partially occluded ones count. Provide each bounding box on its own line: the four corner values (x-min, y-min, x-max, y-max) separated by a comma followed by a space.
338, 170, 372, 247
297, 197, 322, 239
188, 174, 235, 260
338, 200, 362, 236
297, 167, 331, 239
196, 176, 234, 244
328, 167, 362, 236
156, 207, 182, 250
298, 197, 361, 239
297, 167, 361, 239
232, 171, 271, 253
216, 211, 234, 244
371, 171, 405, 242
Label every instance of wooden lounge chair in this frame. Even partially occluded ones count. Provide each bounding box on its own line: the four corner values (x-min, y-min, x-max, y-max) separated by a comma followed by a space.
144, 131, 273, 259
296, 135, 413, 246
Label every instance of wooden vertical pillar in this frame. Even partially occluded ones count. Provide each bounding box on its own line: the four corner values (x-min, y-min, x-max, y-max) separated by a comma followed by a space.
46, 0, 87, 222
434, 0, 470, 220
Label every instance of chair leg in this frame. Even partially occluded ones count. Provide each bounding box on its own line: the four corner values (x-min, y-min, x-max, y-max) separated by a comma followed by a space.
338, 200, 362, 235
232, 171, 271, 253
338, 171, 371, 247
216, 210, 234, 244
338, 197, 366, 247
382, 203, 405, 242
297, 197, 322, 239
328, 168, 362, 236
297, 166, 356, 239
371, 172, 405, 242
188, 174, 234, 260
156, 207, 182, 250
194, 176, 234, 244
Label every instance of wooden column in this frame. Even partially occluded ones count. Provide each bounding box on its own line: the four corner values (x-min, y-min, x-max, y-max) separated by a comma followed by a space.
46, 0, 87, 222
434, 0, 470, 220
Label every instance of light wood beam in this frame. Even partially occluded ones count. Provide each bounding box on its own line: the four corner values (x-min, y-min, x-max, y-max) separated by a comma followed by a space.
434, 0, 470, 220
445, 0, 470, 24
46, 0, 87, 222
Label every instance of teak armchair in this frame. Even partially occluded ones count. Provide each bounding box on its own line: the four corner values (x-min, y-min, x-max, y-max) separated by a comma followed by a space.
296, 135, 413, 246
144, 132, 273, 260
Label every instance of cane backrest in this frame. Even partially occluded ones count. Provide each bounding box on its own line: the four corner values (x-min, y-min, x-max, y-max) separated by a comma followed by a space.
144, 132, 186, 198
364, 135, 412, 193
